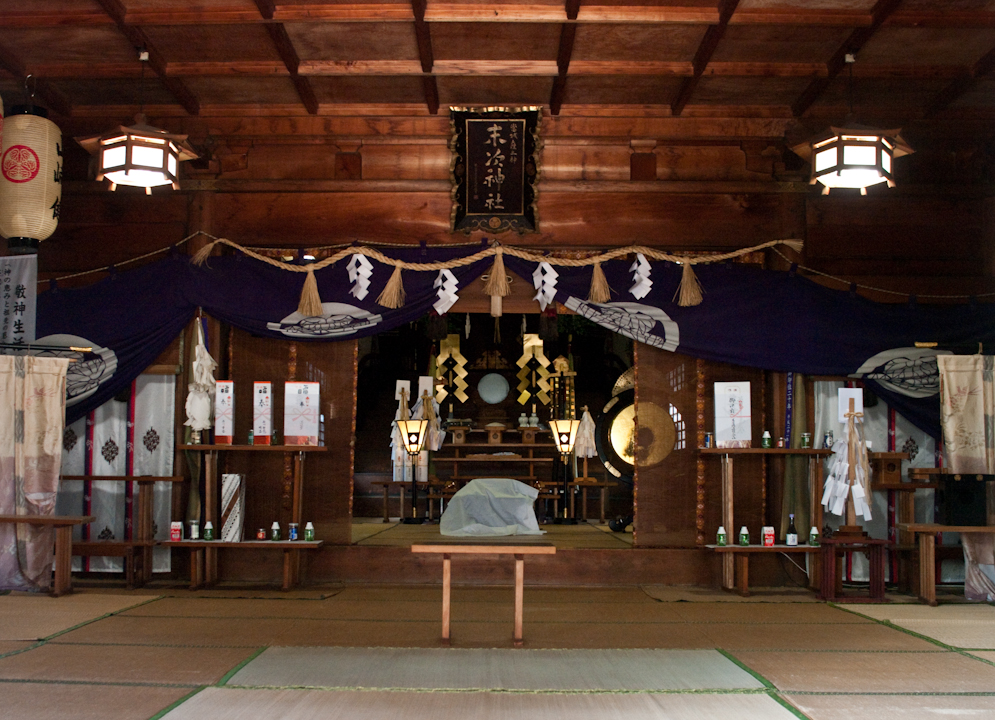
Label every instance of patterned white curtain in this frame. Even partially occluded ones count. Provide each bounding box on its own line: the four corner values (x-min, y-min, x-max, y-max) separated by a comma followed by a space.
0, 356, 69, 591
57, 374, 175, 572
938, 355, 995, 601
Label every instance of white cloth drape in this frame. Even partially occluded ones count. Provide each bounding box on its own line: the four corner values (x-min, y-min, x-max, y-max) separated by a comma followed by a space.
938, 355, 995, 601
0, 356, 69, 591
440, 478, 544, 536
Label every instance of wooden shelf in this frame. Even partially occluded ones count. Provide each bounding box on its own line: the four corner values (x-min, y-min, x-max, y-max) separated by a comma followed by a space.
698, 447, 832, 456
178, 444, 328, 452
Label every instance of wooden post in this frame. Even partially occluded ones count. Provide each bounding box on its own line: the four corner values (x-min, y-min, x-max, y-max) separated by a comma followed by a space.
720, 453, 735, 589
514, 553, 525, 647
441, 553, 451, 645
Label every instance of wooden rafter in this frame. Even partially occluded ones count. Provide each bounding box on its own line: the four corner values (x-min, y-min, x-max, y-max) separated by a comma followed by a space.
790, 0, 903, 118
94, 0, 200, 116
411, 0, 439, 115
924, 45, 995, 119
0, 41, 72, 117
549, 0, 581, 116
670, 0, 739, 117
263, 22, 319, 115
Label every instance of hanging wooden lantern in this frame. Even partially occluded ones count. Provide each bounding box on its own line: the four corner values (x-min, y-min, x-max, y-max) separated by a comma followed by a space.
0, 105, 62, 255
75, 114, 198, 195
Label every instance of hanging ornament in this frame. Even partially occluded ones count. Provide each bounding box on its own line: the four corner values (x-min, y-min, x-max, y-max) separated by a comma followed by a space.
465, 313, 471, 339
532, 261, 558, 311
346, 253, 373, 301
628, 253, 652, 299
432, 268, 459, 315
0, 102, 62, 255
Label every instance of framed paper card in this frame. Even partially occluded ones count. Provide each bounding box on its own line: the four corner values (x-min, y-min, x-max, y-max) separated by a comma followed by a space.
449, 106, 542, 234
284, 382, 320, 446
252, 381, 272, 445
714, 381, 752, 448
214, 381, 234, 444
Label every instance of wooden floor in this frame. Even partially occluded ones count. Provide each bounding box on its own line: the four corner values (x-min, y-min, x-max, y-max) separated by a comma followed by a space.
1, 584, 993, 719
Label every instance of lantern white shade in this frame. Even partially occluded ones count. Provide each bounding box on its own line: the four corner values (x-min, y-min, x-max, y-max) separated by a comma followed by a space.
792, 125, 913, 196
395, 418, 428, 456
0, 109, 62, 253
549, 418, 581, 456
76, 115, 198, 195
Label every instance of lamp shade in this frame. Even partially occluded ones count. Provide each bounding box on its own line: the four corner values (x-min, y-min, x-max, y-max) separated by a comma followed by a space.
0, 106, 62, 254
549, 418, 581, 456
396, 418, 428, 456
792, 125, 913, 196
75, 114, 198, 194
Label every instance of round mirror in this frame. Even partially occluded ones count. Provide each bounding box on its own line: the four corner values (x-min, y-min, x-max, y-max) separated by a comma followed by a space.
477, 373, 510, 404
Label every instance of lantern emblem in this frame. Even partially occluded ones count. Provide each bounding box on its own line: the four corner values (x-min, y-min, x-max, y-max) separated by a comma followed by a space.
2, 145, 40, 183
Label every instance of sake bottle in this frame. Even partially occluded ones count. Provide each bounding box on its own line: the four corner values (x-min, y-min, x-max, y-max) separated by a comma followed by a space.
786, 513, 798, 546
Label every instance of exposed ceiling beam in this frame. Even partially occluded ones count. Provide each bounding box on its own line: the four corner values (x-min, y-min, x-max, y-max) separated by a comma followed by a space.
264, 22, 319, 114
94, 0, 200, 116
254, 0, 277, 21
924, 45, 995, 118
671, 0, 739, 117
411, 0, 439, 114
0, 41, 72, 117
549, 0, 581, 116
791, 0, 903, 118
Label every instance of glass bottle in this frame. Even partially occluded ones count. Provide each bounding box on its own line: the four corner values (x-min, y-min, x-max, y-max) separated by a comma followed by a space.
786, 513, 798, 546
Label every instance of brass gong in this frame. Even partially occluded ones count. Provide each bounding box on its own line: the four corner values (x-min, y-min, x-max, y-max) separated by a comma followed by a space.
596, 388, 677, 482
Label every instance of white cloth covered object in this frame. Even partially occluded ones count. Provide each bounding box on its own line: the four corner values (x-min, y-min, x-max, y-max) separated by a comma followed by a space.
440, 478, 544, 537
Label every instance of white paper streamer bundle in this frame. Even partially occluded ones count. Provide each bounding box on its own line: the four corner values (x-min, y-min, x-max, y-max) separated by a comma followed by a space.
822, 408, 872, 522
433, 269, 459, 315
347, 253, 373, 300
532, 262, 558, 310
629, 253, 652, 299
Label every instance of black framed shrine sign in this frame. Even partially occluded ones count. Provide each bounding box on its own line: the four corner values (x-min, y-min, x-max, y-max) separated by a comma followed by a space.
449, 106, 542, 234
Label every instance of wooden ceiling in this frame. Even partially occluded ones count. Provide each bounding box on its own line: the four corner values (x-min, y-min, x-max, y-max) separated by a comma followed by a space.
1, 0, 995, 128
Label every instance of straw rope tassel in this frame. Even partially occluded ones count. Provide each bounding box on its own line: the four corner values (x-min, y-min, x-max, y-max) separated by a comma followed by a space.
190, 241, 219, 266
482, 249, 510, 317
377, 265, 406, 309
297, 267, 324, 317
588, 261, 611, 303
675, 261, 704, 307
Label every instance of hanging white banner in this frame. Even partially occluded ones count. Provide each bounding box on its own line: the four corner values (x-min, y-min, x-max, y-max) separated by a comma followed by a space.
0, 254, 36, 345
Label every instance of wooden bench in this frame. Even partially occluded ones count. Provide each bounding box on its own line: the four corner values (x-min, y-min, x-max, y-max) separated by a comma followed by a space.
162, 539, 324, 591
412, 543, 556, 647
63, 475, 185, 588
898, 523, 995, 605
708, 544, 821, 596
0, 514, 95, 596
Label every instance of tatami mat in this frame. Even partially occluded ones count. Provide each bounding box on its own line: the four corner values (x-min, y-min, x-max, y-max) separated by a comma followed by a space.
699, 622, 940, 652
784, 693, 995, 720
642, 585, 821, 603
670, 602, 872, 624
162, 687, 800, 720
227, 647, 765, 691
352, 521, 632, 549
0, 681, 192, 720
0, 591, 160, 640
885, 618, 995, 649
847, 604, 995, 622
0, 640, 36, 657
0, 642, 255, 685
331, 585, 654, 604
968, 651, 995, 664
732, 649, 995, 693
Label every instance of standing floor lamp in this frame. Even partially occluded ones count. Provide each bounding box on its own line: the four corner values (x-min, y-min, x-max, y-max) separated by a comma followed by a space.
396, 417, 428, 524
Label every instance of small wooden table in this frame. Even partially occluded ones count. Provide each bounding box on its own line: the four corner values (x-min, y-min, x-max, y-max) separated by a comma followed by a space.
0, 514, 94, 596
411, 543, 556, 647
819, 536, 890, 603
708, 544, 821, 596
162, 540, 323, 591
898, 523, 995, 605
568, 480, 615, 523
